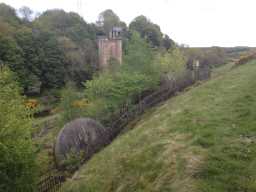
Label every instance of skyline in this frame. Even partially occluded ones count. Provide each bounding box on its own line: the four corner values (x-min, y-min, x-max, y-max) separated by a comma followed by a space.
1, 0, 256, 47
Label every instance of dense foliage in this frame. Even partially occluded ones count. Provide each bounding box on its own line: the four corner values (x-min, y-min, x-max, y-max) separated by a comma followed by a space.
183, 47, 227, 67
97, 9, 127, 35
0, 3, 178, 95
129, 15, 175, 49
0, 67, 37, 191
79, 32, 186, 122
0, 3, 98, 94
0, 3, 20, 26
59, 83, 83, 126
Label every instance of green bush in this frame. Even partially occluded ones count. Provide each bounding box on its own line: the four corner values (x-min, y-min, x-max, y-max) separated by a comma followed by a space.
59, 82, 82, 127
0, 66, 37, 191
85, 72, 157, 120
155, 47, 187, 74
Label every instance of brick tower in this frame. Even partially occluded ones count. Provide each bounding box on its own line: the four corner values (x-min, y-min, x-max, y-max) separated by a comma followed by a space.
98, 27, 122, 70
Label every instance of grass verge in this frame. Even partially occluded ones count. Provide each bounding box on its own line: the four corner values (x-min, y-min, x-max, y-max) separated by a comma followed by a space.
61, 61, 256, 191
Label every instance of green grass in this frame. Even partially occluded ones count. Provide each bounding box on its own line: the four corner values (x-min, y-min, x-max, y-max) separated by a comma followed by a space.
211, 62, 235, 78
33, 114, 61, 176
63, 61, 256, 192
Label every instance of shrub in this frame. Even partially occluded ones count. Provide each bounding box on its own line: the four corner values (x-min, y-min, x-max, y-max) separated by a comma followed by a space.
72, 98, 89, 109
155, 47, 187, 74
235, 53, 256, 66
59, 82, 83, 127
0, 66, 37, 191
84, 72, 157, 121
25, 99, 39, 109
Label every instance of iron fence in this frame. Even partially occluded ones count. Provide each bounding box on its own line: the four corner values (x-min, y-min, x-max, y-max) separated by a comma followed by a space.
37, 175, 65, 192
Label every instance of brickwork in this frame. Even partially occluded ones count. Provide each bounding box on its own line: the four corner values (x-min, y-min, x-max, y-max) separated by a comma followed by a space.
97, 28, 122, 69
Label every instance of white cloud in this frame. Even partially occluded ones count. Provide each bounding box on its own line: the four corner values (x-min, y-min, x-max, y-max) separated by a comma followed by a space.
1, 0, 256, 47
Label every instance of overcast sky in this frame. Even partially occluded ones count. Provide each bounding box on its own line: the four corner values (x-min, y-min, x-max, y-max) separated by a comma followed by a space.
1, 0, 256, 47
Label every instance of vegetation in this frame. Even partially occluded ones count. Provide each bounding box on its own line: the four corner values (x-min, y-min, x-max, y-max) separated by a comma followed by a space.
0, 3, 251, 191
183, 47, 229, 68
0, 3, 178, 95
129, 15, 175, 49
0, 67, 37, 191
235, 52, 256, 66
0, 3, 185, 179
63, 60, 256, 192
97, 9, 127, 35
78, 32, 186, 123
59, 83, 84, 127
155, 47, 187, 74
0, 3, 97, 94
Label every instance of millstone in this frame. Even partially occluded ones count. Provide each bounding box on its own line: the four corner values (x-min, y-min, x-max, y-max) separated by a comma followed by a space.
54, 118, 109, 168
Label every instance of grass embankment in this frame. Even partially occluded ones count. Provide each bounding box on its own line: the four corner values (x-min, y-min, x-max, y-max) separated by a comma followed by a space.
33, 114, 60, 175
63, 61, 256, 192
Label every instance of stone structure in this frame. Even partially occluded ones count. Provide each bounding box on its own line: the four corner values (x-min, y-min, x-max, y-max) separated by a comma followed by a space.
54, 118, 109, 168
98, 27, 122, 69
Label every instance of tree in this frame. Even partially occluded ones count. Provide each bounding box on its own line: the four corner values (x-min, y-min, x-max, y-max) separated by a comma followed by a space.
123, 32, 155, 76
0, 34, 26, 87
0, 3, 21, 26
19, 6, 33, 21
0, 18, 15, 35
183, 47, 227, 68
35, 30, 66, 90
15, 27, 41, 93
129, 15, 163, 47
0, 66, 37, 191
156, 48, 187, 74
14, 29, 66, 92
97, 9, 127, 35
162, 34, 176, 50
58, 36, 95, 86
34, 9, 98, 86
34, 10, 96, 44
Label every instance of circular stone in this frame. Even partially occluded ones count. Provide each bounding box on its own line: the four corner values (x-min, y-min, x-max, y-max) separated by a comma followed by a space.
54, 118, 109, 167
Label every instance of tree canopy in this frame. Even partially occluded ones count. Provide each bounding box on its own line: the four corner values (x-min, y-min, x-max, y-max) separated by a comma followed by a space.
129, 15, 162, 47
97, 9, 127, 35
129, 15, 175, 49
0, 3, 21, 26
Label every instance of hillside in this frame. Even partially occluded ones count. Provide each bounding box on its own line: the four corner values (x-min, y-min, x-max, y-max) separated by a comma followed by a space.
63, 61, 256, 192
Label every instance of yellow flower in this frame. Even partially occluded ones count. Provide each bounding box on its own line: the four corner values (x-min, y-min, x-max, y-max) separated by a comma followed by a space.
72, 99, 89, 109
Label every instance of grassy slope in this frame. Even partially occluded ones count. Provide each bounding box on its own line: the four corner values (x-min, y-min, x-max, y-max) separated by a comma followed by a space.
63, 61, 256, 192
33, 114, 61, 175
